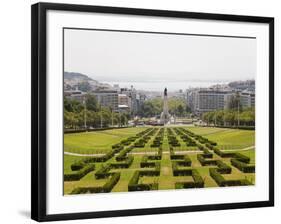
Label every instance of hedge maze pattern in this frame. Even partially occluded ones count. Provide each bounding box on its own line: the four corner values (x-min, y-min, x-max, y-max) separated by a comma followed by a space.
64, 127, 255, 194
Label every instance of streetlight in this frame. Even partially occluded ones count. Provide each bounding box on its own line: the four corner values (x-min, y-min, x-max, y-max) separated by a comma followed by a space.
214, 112, 217, 127
223, 110, 226, 127
118, 109, 121, 127
111, 109, 114, 127
237, 94, 240, 127
100, 105, 103, 128
83, 96, 87, 130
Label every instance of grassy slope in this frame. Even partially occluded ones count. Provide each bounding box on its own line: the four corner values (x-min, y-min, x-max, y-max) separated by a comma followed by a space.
64, 127, 146, 154
64, 126, 255, 194
187, 127, 255, 150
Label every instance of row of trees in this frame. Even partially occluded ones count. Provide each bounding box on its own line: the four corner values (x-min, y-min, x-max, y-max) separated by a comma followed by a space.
64, 95, 130, 130
138, 98, 190, 117
201, 107, 255, 127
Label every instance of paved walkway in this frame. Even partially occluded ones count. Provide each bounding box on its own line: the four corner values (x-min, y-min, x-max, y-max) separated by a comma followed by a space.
64, 146, 254, 157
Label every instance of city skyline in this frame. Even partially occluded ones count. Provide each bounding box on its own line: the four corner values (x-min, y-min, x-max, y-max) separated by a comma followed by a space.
64, 71, 255, 93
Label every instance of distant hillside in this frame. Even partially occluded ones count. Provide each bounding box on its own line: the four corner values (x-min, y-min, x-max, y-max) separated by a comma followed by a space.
64, 72, 93, 81
228, 80, 255, 91
64, 72, 111, 92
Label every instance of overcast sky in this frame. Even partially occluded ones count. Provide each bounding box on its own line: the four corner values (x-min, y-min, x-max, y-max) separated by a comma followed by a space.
64, 29, 256, 87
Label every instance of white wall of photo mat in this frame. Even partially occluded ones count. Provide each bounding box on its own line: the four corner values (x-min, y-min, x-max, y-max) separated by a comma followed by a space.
0, 0, 280, 224
47, 8, 269, 215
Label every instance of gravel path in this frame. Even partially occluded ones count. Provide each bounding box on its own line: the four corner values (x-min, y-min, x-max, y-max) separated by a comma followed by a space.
64, 146, 254, 157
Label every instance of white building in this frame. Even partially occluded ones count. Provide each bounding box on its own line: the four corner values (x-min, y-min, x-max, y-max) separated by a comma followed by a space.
187, 88, 255, 115
91, 90, 119, 111
240, 91, 255, 108
64, 88, 86, 102
118, 94, 131, 108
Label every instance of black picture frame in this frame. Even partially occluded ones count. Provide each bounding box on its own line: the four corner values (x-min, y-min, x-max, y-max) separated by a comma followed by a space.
31, 2, 274, 222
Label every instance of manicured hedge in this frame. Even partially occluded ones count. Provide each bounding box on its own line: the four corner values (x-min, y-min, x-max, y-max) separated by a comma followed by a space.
71, 160, 86, 171
64, 126, 128, 134
95, 163, 111, 179
234, 153, 251, 163
231, 158, 255, 173
167, 134, 181, 147
209, 168, 252, 187
216, 160, 232, 174
70, 172, 120, 194
81, 149, 117, 163
139, 163, 161, 176
171, 155, 192, 167
111, 156, 134, 168
115, 147, 133, 161
140, 156, 156, 168
192, 169, 204, 187
134, 140, 146, 148
128, 171, 159, 191
172, 163, 193, 176
148, 154, 162, 160
205, 143, 214, 150
213, 148, 236, 158
174, 169, 204, 189
170, 153, 185, 160
197, 154, 217, 166
64, 164, 95, 181
202, 148, 213, 158
112, 143, 122, 149
186, 139, 197, 146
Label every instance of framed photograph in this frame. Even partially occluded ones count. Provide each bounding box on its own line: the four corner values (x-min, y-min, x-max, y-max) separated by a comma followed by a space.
31, 2, 274, 222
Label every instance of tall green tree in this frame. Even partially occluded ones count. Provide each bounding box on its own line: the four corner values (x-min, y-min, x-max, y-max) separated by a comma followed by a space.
85, 94, 99, 111
227, 93, 242, 110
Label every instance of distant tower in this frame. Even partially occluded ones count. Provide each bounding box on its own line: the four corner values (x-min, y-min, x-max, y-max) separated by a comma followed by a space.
160, 87, 170, 124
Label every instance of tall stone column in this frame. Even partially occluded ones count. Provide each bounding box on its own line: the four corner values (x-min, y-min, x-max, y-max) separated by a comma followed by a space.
160, 88, 170, 124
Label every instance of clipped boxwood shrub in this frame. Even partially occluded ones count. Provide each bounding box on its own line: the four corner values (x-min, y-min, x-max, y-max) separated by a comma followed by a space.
111, 156, 134, 169
71, 172, 120, 194
64, 164, 95, 181
234, 153, 251, 163
216, 160, 232, 174
174, 169, 204, 188
95, 163, 111, 179
213, 148, 236, 158
71, 160, 86, 171
128, 171, 159, 191
197, 154, 217, 166
116, 147, 133, 161
170, 154, 185, 160
231, 158, 255, 173
209, 168, 253, 187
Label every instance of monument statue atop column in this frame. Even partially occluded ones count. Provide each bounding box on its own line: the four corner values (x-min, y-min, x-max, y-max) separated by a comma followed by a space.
160, 87, 170, 125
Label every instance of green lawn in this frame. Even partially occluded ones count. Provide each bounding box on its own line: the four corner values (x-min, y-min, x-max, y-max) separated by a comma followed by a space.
64, 127, 147, 154
64, 126, 255, 194
186, 127, 255, 150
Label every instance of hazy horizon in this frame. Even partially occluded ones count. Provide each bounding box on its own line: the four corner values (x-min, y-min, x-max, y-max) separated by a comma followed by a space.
64, 28, 256, 91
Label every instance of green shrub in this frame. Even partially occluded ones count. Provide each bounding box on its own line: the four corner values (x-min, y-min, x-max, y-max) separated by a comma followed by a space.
64, 164, 95, 181
231, 158, 255, 173
209, 168, 253, 187
95, 164, 111, 179
234, 153, 251, 163
116, 147, 133, 161
170, 154, 185, 160
197, 154, 217, 166
174, 169, 204, 188
216, 160, 232, 174
70, 172, 120, 194
128, 171, 159, 191
213, 148, 235, 158
71, 160, 86, 171
111, 156, 134, 168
